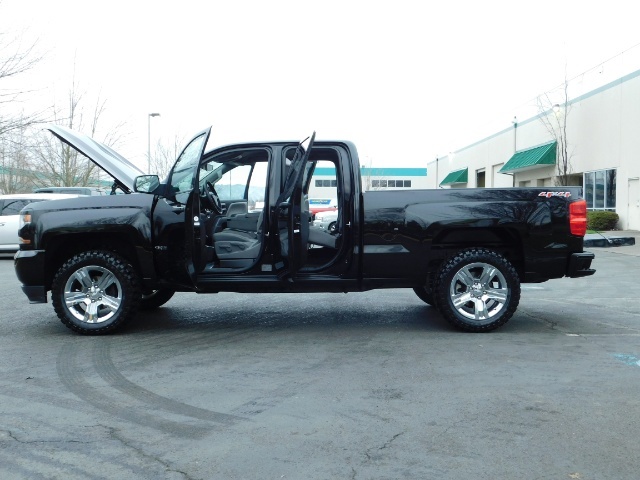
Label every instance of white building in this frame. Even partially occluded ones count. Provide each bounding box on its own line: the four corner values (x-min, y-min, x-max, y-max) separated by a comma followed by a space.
308, 166, 428, 199
428, 68, 640, 230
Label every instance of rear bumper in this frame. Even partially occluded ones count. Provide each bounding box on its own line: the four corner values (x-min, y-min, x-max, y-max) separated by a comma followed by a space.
14, 249, 48, 303
567, 251, 596, 278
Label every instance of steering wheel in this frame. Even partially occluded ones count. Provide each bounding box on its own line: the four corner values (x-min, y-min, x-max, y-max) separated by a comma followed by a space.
204, 181, 223, 215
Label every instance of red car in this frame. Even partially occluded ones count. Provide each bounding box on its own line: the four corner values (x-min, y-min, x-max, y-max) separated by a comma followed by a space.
308, 198, 337, 218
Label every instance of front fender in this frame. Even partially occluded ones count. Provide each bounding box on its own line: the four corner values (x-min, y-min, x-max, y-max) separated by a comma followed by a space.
37, 207, 152, 250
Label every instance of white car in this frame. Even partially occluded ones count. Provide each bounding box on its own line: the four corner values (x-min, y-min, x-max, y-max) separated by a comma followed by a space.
312, 210, 338, 234
0, 193, 84, 256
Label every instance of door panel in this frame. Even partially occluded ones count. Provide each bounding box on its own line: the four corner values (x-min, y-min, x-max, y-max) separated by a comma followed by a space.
274, 133, 315, 277
152, 128, 211, 285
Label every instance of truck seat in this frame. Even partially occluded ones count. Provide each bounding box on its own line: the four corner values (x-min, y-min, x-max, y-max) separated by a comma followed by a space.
213, 210, 264, 268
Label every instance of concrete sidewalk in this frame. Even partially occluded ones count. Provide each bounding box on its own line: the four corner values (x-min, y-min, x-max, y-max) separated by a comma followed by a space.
584, 230, 639, 254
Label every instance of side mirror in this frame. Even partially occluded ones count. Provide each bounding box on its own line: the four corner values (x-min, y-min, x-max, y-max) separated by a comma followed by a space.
133, 175, 161, 194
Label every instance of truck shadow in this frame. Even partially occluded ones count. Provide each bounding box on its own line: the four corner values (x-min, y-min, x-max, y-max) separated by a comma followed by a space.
127, 303, 454, 335
124, 304, 549, 336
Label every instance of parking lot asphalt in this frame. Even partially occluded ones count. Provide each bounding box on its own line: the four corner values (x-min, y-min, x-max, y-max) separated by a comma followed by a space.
0, 244, 639, 480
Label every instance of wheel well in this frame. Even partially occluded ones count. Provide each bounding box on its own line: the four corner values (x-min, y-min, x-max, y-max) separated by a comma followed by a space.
43, 232, 145, 288
428, 227, 524, 279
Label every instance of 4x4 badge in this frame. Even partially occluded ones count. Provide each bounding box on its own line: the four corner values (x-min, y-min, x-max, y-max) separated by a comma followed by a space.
538, 191, 572, 198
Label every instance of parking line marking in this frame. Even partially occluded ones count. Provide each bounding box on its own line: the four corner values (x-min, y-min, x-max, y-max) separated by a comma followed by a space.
612, 354, 640, 367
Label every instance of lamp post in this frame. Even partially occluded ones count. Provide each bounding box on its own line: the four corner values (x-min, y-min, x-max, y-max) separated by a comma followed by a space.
147, 113, 160, 173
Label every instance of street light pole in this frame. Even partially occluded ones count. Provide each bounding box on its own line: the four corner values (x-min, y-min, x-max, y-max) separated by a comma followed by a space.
147, 113, 160, 173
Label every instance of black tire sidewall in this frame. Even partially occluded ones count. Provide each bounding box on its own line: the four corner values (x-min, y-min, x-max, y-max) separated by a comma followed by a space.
413, 286, 435, 306
435, 249, 520, 332
51, 250, 141, 335
139, 288, 176, 311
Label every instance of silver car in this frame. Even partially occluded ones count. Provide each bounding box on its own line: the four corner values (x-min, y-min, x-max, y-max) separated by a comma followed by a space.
312, 210, 338, 234
0, 193, 83, 256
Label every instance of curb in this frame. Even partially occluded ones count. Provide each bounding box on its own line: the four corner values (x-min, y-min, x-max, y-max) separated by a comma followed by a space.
584, 235, 636, 248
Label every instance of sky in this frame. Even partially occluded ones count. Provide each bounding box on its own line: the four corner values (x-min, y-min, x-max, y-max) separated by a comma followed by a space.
2, 0, 640, 172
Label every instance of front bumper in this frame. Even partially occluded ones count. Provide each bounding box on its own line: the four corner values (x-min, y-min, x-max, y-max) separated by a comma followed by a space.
14, 249, 48, 303
567, 251, 596, 278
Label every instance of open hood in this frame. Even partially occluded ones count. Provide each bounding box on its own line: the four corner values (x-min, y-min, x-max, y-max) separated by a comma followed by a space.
45, 125, 146, 193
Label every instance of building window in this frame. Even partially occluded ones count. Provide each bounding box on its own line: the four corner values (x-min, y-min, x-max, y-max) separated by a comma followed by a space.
367, 179, 414, 189
476, 169, 486, 188
315, 179, 339, 188
584, 169, 616, 210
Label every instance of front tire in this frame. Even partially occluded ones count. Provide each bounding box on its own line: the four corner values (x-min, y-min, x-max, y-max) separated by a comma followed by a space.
140, 288, 176, 310
435, 248, 520, 332
413, 286, 435, 306
51, 251, 141, 335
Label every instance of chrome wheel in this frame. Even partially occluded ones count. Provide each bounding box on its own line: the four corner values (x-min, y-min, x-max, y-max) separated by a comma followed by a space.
52, 250, 140, 335
449, 262, 508, 322
63, 265, 123, 323
435, 248, 520, 332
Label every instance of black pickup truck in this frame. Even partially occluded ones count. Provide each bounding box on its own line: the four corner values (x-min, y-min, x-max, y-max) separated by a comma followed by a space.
15, 125, 595, 335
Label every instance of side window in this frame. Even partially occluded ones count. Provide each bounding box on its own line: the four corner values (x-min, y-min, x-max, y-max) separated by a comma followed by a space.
1, 199, 32, 216
216, 164, 252, 201
200, 149, 270, 212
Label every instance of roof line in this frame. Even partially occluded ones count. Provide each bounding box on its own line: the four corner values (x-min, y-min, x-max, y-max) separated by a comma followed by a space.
451, 67, 640, 155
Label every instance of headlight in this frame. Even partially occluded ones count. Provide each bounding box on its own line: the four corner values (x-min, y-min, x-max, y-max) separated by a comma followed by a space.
18, 209, 33, 245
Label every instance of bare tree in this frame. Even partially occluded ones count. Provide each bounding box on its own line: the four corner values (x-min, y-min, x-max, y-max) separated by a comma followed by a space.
363, 168, 389, 191
0, 20, 45, 191
30, 69, 128, 188
0, 120, 37, 193
536, 74, 573, 186
360, 157, 390, 191
152, 134, 186, 180
0, 28, 44, 137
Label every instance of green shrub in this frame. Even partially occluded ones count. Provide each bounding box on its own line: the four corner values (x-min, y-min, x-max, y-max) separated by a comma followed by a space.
587, 211, 619, 231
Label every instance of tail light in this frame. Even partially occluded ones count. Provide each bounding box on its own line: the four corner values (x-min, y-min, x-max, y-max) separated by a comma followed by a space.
569, 200, 587, 237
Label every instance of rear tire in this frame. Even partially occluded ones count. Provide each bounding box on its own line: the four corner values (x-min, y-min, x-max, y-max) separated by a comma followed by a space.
435, 248, 520, 332
51, 250, 141, 335
140, 288, 175, 310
